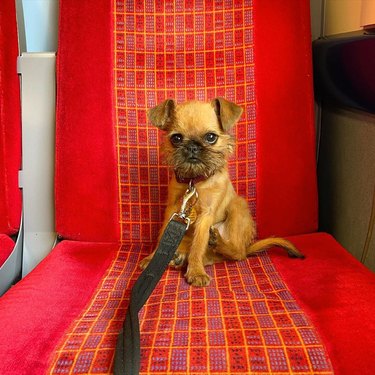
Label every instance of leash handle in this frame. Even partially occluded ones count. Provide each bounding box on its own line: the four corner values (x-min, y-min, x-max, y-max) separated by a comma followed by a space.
114, 182, 197, 375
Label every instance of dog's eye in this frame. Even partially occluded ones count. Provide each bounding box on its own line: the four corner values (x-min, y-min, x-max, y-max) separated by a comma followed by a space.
204, 133, 218, 145
170, 133, 183, 146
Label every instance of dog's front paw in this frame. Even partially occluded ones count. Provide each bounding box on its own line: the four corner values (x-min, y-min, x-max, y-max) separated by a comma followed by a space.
185, 268, 211, 287
169, 252, 187, 269
139, 254, 153, 270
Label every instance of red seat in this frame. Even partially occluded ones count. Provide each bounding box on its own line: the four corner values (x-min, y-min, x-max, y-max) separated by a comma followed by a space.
0, 1, 374, 374
0, 1, 21, 272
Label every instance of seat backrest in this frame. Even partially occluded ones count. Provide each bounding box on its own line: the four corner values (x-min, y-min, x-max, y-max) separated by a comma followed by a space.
0, 0, 22, 237
56, 0, 317, 243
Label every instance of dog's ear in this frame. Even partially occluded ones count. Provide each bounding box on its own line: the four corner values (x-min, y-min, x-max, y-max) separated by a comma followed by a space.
211, 97, 243, 132
148, 99, 176, 130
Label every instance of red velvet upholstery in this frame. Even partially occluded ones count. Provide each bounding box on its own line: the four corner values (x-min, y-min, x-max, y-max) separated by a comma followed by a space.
0, 0, 21, 264
0, 1, 374, 375
254, 1, 318, 238
0, 241, 118, 373
55, 0, 119, 242
271, 233, 375, 375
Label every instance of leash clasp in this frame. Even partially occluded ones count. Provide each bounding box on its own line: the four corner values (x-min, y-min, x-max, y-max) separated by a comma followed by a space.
169, 181, 198, 230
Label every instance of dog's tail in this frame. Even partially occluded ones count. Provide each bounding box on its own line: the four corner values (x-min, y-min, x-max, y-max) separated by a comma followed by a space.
246, 237, 305, 259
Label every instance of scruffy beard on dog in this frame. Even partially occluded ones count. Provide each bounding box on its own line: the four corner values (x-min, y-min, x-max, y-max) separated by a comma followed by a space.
140, 98, 304, 286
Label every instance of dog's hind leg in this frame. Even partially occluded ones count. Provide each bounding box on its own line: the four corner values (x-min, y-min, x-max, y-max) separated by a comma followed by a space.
209, 195, 304, 260
209, 195, 256, 261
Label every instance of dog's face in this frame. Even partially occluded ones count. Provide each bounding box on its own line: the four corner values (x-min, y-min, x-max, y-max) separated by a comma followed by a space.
148, 98, 243, 180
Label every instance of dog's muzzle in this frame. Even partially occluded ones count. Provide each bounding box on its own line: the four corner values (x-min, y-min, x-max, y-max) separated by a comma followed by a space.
185, 140, 202, 161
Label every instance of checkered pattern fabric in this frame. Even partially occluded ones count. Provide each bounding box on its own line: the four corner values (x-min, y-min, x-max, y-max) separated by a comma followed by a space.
49, 0, 333, 373
50, 246, 332, 374
115, 0, 256, 242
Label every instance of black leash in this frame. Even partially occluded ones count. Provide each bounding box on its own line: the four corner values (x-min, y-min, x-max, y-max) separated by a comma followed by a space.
114, 183, 198, 375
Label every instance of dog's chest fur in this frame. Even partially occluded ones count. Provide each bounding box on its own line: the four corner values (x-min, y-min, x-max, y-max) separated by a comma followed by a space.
169, 168, 235, 227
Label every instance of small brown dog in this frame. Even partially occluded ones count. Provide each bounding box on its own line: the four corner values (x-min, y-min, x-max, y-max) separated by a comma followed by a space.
140, 98, 304, 286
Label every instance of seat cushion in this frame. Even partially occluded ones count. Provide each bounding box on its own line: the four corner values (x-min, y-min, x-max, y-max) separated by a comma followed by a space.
0, 234, 374, 374
271, 233, 375, 375
0, 241, 119, 374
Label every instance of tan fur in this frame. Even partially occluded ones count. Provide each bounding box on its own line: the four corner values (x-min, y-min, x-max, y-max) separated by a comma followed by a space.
140, 98, 304, 286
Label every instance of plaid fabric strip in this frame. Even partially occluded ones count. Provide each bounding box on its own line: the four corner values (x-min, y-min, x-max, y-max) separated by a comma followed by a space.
49, 246, 333, 374
114, 0, 256, 243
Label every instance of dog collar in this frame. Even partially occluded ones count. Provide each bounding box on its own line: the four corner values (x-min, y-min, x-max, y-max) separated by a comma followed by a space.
174, 172, 207, 185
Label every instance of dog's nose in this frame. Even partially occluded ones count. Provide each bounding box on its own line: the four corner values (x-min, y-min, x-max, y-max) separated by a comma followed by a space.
186, 141, 201, 155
